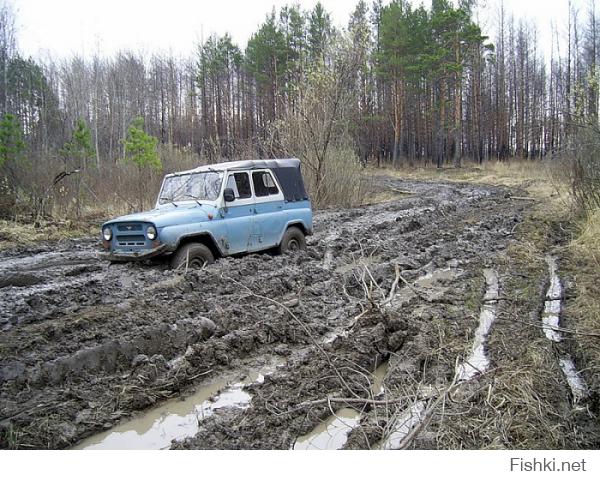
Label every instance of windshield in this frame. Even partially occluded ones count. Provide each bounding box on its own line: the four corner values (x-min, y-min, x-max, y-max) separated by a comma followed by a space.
158, 172, 223, 205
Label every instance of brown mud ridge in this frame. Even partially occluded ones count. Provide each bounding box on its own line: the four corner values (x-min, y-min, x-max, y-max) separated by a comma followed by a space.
0, 178, 597, 449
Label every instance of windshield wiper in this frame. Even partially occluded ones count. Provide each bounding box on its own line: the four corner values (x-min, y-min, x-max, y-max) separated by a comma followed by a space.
182, 194, 204, 206
159, 197, 178, 207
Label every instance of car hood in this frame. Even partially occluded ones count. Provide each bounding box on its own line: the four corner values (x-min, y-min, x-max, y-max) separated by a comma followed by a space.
106, 204, 217, 228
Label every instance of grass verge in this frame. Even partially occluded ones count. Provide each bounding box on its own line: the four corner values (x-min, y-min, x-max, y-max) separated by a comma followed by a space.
0, 218, 99, 251
373, 159, 599, 448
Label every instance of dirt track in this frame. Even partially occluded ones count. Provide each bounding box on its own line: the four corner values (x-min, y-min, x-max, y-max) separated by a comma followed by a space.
0, 177, 597, 449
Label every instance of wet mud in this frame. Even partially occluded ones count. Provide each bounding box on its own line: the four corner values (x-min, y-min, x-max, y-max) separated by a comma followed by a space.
0, 177, 593, 449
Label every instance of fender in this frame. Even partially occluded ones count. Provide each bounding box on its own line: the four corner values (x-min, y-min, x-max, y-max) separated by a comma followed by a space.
277, 219, 312, 246
174, 231, 225, 257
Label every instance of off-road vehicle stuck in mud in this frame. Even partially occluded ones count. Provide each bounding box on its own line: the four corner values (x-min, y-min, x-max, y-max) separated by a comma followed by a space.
1, 175, 598, 452
100, 158, 312, 268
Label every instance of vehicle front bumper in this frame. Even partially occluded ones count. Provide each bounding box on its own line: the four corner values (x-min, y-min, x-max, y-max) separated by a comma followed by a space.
101, 244, 169, 262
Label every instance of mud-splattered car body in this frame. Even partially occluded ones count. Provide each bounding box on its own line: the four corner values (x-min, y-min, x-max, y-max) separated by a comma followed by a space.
100, 158, 312, 267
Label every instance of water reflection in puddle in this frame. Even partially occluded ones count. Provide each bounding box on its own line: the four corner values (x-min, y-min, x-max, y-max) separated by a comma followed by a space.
291, 361, 389, 450
541, 257, 588, 405
559, 357, 589, 403
543, 256, 563, 342
74, 360, 281, 450
293, 408, 361, 450
371, 361, 388, 396
456, 269, 499, 381
374, 401, 426, 450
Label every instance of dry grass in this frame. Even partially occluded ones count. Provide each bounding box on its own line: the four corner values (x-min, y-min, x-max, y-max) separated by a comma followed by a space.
0, 218, 98, 251
305, 147, 371, 208
372, 159, 570, 207
371, 159, 600, 448
563, 208, 600, 405
571, 208, 600, 266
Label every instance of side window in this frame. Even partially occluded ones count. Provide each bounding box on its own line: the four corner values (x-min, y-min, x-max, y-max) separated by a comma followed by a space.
252, 172, 279, 197
226, 172, 251, 199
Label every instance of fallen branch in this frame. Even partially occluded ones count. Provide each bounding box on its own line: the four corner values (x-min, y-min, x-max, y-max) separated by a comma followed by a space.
510, 196, 536, 201
221, 274, 361, 399
397, 358, 462, 450
382, 264, 401, 306
388, 187, 416, 195
510, 317, 600, 338
296, 395, 434, 409
398, 274, 431, 302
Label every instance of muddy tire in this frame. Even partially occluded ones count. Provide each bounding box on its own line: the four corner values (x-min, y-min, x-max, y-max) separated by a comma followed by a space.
277, 226, 306, 254
170, 242, 214, 270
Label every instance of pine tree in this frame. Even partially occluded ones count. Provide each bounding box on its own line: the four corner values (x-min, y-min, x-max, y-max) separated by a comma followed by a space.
0, 112, 24, 214
308, 2, 333, 66
62, 119, 95, 169
0, 112, 24, 168
59, 119, 95, 216
123, 117, 161, 171
245, 12, 288, 125
378, 0, 411, 164
123, 117, 161, 210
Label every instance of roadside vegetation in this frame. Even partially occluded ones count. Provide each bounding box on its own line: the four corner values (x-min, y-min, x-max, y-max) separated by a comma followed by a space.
379, 155, 600, 448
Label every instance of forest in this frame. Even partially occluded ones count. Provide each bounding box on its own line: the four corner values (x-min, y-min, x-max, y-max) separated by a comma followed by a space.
2, 1, 600, 457
0, 0, 599, 214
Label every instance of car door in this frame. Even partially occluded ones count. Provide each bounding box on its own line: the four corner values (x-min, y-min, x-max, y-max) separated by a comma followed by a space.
250, 170, 285, 250
221, 171, 255, 254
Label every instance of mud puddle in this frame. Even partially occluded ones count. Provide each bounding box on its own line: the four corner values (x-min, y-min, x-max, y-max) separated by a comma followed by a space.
74, 358, 282, 450
371, 361, 388, 396
292, 360, 389, 450
335, 255, 379, 275
374, 401, 426, 450
457, 269, 499, 380
416, 267, 458, 288
559, 357, 589, 403
543, 256, 563, 342
293, 408, 362, 450
391, 266, 463, 306
1, 177, 536, 449
541, 257, 589, 404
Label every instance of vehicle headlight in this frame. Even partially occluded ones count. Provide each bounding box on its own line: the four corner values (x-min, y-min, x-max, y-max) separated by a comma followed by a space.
102, 226, 112, 241
147, 225, 157, 240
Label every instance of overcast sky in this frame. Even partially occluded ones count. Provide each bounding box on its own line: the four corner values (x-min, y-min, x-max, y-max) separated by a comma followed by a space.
9, 0, 584, 60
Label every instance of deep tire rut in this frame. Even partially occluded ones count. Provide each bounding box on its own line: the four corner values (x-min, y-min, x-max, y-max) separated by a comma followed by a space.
1, 177, 562, 449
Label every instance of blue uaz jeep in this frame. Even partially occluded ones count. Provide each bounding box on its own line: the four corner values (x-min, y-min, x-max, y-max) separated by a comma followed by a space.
100, 158, 313, 268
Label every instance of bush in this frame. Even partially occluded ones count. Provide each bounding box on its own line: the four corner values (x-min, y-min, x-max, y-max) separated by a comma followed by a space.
301, 146, 370, 208
568, 124, 600, 213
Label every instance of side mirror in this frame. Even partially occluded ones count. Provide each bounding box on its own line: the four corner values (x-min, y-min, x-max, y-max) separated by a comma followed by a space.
223, 188, 235, 203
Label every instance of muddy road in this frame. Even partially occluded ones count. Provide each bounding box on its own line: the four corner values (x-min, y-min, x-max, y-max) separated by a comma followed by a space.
0, 177, 597, 449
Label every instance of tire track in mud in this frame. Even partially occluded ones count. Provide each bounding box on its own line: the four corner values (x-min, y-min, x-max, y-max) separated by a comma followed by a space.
541, 256, 589, 404
0, 178, 527, 449
173, 181, 526, 450
304, 267, 500, 451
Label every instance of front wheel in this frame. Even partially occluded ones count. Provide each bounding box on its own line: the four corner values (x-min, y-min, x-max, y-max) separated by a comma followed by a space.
277, 226, 306, 254
170, 242, 214, 270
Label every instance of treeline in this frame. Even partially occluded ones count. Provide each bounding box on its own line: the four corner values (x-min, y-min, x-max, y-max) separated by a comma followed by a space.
1, 0, 600, 213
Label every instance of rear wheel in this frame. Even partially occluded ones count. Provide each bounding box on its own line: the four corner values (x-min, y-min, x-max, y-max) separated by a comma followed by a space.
277, 226, 306, 254
170, 242, 214, 270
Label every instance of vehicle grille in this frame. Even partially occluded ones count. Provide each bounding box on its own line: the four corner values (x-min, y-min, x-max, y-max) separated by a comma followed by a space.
116, 235, 146, 246
117, 224, 143, 232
